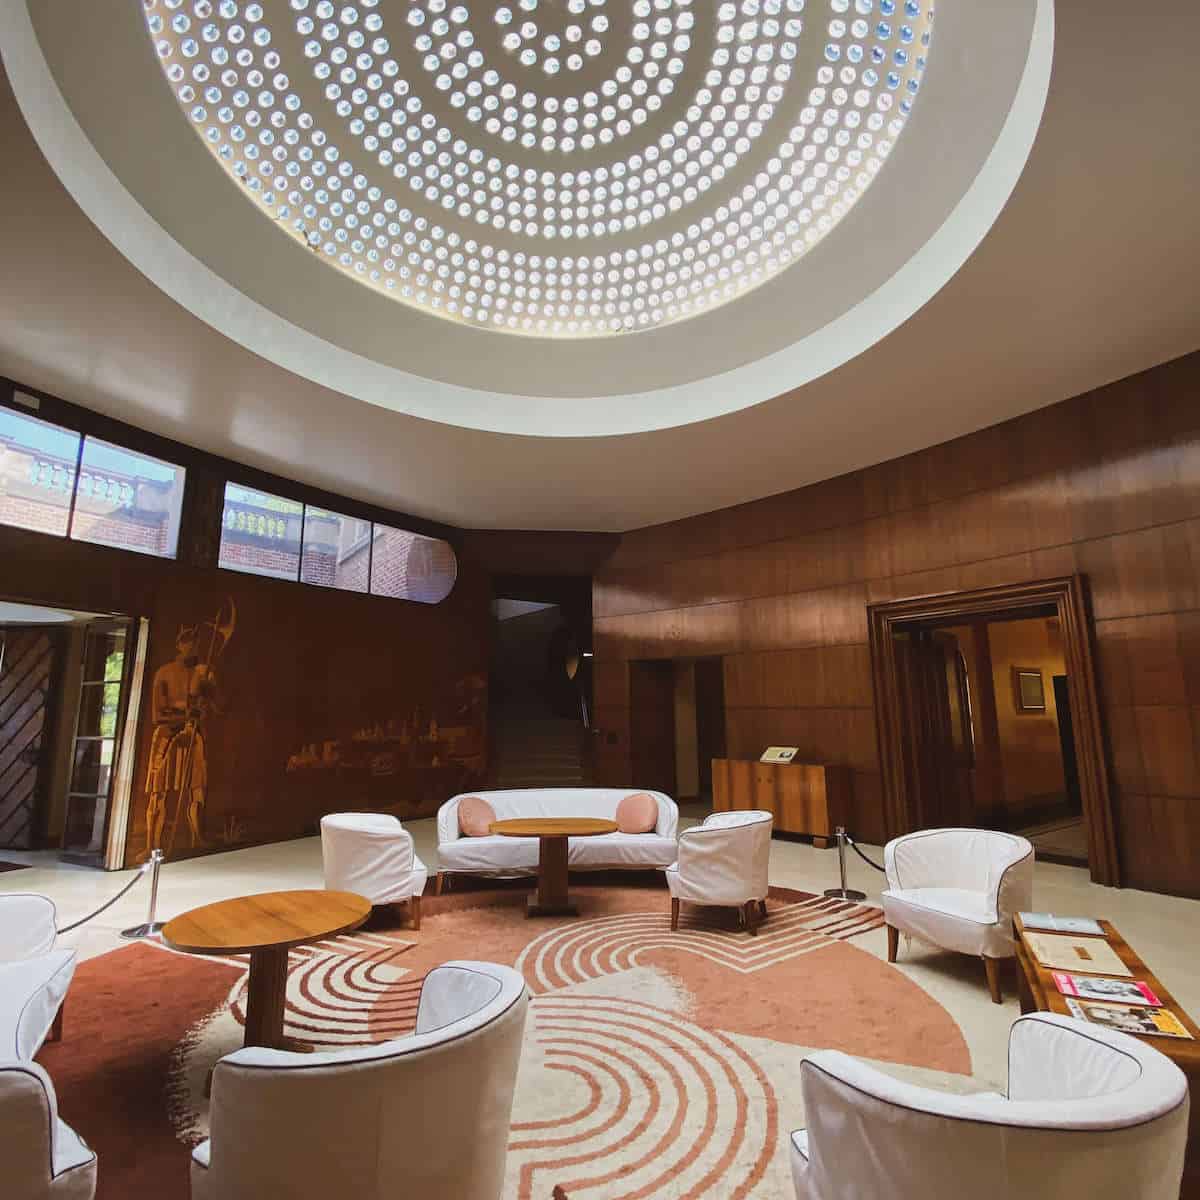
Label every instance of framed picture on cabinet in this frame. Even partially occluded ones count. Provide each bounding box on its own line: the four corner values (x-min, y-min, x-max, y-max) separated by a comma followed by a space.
1012, 667, 1046, 712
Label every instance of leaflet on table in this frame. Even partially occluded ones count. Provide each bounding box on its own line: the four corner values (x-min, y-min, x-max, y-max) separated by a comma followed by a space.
1065, 998, 1192, 1039
1024, 932, 1132, 977
1052, 972, 1162, 1006
1018, 912, 1104, 936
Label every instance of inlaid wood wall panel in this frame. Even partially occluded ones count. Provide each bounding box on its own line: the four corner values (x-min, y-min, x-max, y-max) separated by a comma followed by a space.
594, 351, 1200, 897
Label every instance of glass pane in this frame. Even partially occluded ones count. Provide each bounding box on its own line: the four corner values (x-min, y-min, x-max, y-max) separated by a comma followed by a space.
370, 525, 458, 603
82, 629, 125, 682
76, 682, 122, 737
62, 793, 107, 855
70, 436, 186, 558
0, 406, 79, 537
300, 507, 371, 592
70, 738, 114, 796
217, 482, 303, 581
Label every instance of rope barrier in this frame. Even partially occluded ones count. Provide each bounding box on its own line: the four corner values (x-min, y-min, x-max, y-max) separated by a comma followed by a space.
56, 858, 153, 934
844, 833, 886, 874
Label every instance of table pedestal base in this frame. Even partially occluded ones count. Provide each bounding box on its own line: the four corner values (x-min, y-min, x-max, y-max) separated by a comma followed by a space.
527, 835, 578, 917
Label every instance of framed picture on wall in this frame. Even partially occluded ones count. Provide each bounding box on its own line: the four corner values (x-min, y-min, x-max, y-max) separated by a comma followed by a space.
1013, 667, 1046, 712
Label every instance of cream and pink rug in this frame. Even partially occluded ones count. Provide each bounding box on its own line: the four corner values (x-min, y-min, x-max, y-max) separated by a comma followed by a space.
40, 883, 972, 1199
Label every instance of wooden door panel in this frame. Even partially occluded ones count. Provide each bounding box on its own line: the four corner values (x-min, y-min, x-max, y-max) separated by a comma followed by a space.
0, 629, 59, 849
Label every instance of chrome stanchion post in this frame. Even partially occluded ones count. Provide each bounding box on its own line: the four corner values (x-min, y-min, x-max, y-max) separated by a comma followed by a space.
823, 827, 867, 901
121, 849, 166, 939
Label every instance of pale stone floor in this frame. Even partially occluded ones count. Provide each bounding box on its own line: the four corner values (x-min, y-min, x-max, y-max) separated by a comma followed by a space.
4, 820, 1199, 1095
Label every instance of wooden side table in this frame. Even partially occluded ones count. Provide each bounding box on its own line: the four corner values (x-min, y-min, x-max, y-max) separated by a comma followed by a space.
163, 889, 371, 1050
1014, 915, 1200, 1198
490, 818, 618, 917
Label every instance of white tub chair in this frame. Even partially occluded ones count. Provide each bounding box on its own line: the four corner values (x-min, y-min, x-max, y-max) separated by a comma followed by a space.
0, 894, 76, 1058
882, 827, 1033, 1002
790, 1012, 1189, 1200
665, 810, 773, 934
2, 1060, 97, 1199
191, 961, 528, 1200
320, 813, 429, 929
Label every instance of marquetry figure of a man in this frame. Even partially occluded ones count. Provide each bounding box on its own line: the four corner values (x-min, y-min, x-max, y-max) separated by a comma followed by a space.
144, 625, 215, 855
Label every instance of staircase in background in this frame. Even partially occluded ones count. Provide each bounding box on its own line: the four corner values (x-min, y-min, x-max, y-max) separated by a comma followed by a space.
490, 714, 591, 789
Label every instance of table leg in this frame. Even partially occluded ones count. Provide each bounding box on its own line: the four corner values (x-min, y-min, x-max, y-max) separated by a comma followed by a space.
239, 945, 314, 1058
527, 835, 576, 917
243, 946, 290, 1048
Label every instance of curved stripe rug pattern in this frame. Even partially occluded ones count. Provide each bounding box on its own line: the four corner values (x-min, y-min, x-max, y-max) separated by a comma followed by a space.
160, 884, 970, 1199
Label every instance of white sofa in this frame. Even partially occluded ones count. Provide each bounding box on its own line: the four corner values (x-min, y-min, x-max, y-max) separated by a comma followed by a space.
192, 961, 528, 1200
790, 1012, 1189, 1200
883, 827, 1034, 1003
437, 788, 678, 886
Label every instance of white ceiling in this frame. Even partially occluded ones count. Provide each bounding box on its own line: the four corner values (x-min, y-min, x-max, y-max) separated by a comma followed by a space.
0, 0, 1198, 531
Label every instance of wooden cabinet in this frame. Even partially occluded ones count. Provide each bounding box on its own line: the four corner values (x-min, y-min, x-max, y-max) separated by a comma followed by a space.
711, 759, 852, 847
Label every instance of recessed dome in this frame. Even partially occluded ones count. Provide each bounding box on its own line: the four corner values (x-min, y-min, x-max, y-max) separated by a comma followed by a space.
142, 0, 933, 338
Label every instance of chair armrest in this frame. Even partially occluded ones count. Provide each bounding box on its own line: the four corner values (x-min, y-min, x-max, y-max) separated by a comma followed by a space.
0, 894, 58, 960
654, 793, 678, 840
0, 1058, 60, 1174
437, 798, 465, 846
991, 839, 1034, 926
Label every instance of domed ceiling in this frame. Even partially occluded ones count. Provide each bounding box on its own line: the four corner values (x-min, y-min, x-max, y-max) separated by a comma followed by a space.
2, 0, 1050, 436
143, 0, 934, 339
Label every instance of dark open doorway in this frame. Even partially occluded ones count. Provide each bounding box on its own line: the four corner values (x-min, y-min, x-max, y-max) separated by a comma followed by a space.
0, 598, 148, 868
869, 575, 1118, 885
489, 574, 594, 790
628, 656, 726, 811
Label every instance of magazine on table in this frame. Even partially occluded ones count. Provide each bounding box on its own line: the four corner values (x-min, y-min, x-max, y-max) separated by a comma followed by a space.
1018, 912, 1104, 936
1065, 998, 1192, 1039
1052, 972, 1162, 1006
1024, 931, 1132, 977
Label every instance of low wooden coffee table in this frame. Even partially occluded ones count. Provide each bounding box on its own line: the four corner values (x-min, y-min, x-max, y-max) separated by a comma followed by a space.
1014, 915, 1200, 1197
163, 889, 371, 1050
490, 817, 618, 917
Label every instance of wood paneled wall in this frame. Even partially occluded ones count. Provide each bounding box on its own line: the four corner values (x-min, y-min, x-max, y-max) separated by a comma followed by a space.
592, 352, 1200, 898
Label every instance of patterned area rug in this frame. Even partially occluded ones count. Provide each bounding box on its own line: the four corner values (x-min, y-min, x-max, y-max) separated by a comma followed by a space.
38, 883, 971, 1199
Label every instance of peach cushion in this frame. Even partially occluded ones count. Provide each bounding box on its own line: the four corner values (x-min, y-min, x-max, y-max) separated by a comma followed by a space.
615, 792, 658, 835
458, 796, 497, 838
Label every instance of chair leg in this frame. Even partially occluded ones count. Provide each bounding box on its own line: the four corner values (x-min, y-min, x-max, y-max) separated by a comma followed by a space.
886, 924, 900, 964
48, 1002, 64, 1044
744, 900, 758, 936
434, 872, 445, 896
411, 894, 422, 931
983, 956, 1002, 1004
757, 898, 768, 921
670, 897, 680, 931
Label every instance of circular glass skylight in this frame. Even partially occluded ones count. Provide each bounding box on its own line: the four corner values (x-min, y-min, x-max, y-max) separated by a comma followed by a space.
142, 0, 933, 338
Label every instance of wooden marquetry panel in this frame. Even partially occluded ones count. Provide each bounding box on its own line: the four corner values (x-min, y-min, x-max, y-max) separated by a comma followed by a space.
712, 758, 852, 847
594, 351, 1200, 898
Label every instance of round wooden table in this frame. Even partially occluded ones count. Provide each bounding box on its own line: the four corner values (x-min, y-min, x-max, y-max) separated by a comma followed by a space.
490, 817, 618, 917
162, 889, 371, 1050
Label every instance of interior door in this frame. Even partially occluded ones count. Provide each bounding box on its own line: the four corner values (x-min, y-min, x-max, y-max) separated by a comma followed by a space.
0, 627, 64, 848
628, 660, 677, 796
694, 658, 726, 799
894, 630, 971, 830
61, 618, 136, 865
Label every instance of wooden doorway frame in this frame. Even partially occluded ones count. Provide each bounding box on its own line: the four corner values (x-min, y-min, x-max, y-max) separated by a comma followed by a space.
868, 575, 1120, 886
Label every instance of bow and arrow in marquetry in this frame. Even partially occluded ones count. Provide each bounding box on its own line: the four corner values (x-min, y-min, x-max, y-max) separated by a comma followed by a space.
162, 597, 236, 858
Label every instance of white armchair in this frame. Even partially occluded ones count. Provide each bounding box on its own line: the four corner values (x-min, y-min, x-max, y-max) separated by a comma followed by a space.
665, 810, 773, 934
191, 960, 528, 1200
0, 894, 76, 1058
320, 812, 429, 929
883, 827, 1033, 1002
790, 1012, 1189, 1200
1, 1059, 96, 1199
